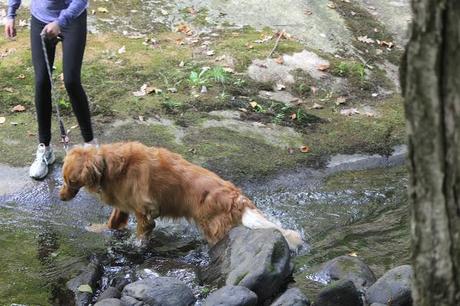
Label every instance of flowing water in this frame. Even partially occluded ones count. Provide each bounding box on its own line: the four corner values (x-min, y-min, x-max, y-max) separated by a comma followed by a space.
0, 147, 410, 304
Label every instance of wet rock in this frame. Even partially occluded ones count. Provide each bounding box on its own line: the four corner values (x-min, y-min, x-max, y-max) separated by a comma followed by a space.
201, 226, 292, 302
66, 258, 103, 306
271, 287, 310, 306
370, 303, 387, 306
110, 276, 132, 292
122, 277, 196, 306
366, 265, 413, 306
97, 286, 122, 301
315, 279, 363, 306
121, 295, 144, 306
94, 298, 125, 306
204, 285, 258, 306
313, 255, 376, 289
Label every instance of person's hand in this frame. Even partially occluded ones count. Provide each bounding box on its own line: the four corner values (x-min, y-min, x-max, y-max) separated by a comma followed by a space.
4, 18, 16, 38
42, 21, 60, 39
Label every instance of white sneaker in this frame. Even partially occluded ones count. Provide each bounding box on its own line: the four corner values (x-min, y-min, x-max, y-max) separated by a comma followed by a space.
29, 143, 56, 179
84, 138, 99, 148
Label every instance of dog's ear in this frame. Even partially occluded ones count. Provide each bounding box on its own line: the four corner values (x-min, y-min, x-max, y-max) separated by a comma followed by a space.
80, 150, 104, 189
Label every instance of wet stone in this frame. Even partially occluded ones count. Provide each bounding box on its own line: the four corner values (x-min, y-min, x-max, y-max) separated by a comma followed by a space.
66, 258, 103, 306
94, 298, 125, 306
312, 255, 376, 289
203, 285, 258, 306
201, 226, 292, 302
270, 287, 311, 306
314, 279, 363, 306
366, 265, 413, 306
97, 286, 122, 301
122, 277, 196, 306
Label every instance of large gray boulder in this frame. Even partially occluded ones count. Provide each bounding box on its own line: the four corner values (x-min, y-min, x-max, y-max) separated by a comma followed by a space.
366, 265, 413, 306
271, 288, 310, 306
315, 279, 363, 306
201, 226, 292, 302
314, 255, 376, 289
122, 277, 195, 306
204, 285, 258, 306
66, 258, 103, 306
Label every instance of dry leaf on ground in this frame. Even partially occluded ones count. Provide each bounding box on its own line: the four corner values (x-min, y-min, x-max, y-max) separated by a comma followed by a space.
327, 2, 337, 9
340, 108, 360, 116
290, 113, 297, 120
12, 105, 26, 112
357, 35, 375, 44
16, 74, 26, 80
311, 103, 324, 109
300, 145, 310, 153
336, 96, 347, 105
97, 7, 108, 13
0, 117, 5, 124
118, 46, 126, 54
317, 63, 330, 71
275, 56, 284, 65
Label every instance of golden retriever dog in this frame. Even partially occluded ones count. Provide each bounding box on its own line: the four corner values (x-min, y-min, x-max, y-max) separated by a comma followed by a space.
59, 142, 302, 251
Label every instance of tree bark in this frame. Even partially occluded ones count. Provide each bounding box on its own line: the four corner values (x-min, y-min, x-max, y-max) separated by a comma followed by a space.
403, 0, 460, 305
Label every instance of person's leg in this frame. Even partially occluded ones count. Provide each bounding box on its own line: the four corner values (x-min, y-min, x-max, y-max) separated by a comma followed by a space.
29, 15, 57, 179
61, 11, 94, 144
30, 15, 56, 146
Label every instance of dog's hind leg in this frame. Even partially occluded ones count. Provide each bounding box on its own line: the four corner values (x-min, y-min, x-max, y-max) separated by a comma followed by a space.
107, 208, 130, 230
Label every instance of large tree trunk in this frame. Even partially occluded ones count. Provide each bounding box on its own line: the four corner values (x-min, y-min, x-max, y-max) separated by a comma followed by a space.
402, 0, 460, 305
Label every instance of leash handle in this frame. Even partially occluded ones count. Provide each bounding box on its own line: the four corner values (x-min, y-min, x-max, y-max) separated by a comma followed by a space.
40, 33, 70, 152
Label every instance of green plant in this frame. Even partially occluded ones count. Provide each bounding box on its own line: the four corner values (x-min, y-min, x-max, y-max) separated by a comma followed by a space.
189, 69, 208, 87
208, 66, 228, 84
58, 98, 71, 109
161, 100, 183, 112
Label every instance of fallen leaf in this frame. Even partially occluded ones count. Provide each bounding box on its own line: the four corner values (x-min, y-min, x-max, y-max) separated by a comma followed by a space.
91, 9, 96, 15
0, 117, 5, 124
160, 9, 168, 16
133, 84, 148, 97
27, 131, 36, 136
336, 96, 347, 105
176, 39, 185, 46
311, 103, 324, 109
10, 121, 18, 126
245, 43, 254, 49
223, 67, 234, 73
179, 61, 185, 67
238, 108, 248, 113
290, 113, 297, 120
138, 116, 144, 121
167, 87, 178, 93
377, 40, 394, 48
3, 87, 14, 93
249, 101, 259, 108
287, 148, 295, 154
12, 104, 26, 112
16, 74, 26, 80
145, 86, 162, 94
304, 9, 313, 15
118, 46, 126, 54
357, 35, 375, 44
300, 145, 310, 153
78, 284, 93, 294
18, 19, 27, 27
186, 7, 197, 15
340, 108, 360, 116
275, 83, 286, 91
97, 7, 108, 13
311, 86, 318, 95
275, 56, 284, 65
317, 63, 330, 71
176, 23, 192, 35
201, 86, 208, 93
327, 2, 337, 9
188, 148, 197, 154
206, 50, 215, 56
348, 252, 358, 257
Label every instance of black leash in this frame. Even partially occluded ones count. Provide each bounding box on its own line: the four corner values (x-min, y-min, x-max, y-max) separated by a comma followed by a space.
40, 33, 70, 152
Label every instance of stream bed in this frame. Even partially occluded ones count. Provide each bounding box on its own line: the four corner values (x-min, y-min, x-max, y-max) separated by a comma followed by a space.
0, 148, 409, 305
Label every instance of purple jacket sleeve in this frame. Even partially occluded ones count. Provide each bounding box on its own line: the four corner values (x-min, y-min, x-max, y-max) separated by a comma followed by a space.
57, 0, 88, 27
7, 0, 21, 19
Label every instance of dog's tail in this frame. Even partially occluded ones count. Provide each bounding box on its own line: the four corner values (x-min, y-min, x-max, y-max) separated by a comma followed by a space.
242, 207, 303, 252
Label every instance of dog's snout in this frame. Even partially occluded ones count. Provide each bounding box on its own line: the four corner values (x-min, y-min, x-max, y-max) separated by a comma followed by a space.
60, 184, 79, 201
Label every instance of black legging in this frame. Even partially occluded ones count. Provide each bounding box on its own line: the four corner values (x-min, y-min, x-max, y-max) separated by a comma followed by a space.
30, 11, 93, 146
